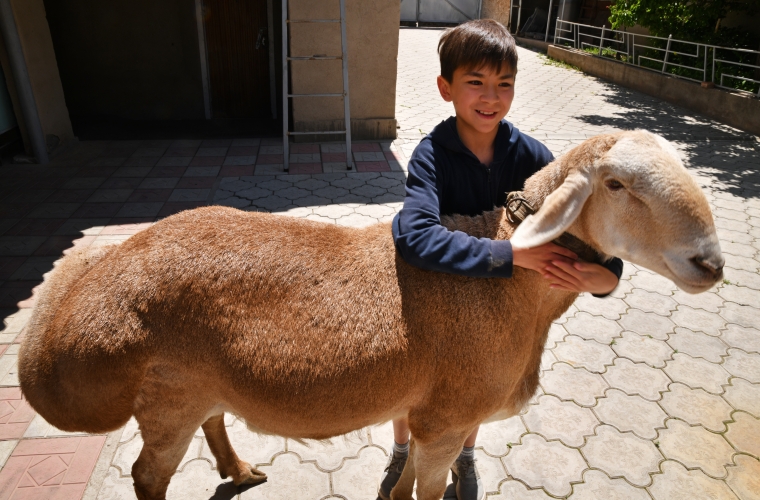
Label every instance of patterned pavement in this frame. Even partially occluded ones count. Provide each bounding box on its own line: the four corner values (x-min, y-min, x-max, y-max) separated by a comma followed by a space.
0, 27, 758, 499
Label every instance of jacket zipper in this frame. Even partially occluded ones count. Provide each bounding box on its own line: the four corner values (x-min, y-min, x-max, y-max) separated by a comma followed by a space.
485, 164, 492, 207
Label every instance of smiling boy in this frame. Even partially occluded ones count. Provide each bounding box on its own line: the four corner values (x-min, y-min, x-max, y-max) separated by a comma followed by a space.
381, 20, 623, 500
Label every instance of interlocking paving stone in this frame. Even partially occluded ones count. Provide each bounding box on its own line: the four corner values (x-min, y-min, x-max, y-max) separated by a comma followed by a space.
649, 460, 740, 500
723, 349, 760, 383
617, 309, 675, 340
540, 363, 608, 406
725, 412, 760, 457
582, 425, 661, 486
238, 452, 331, 499
658, 419, 735, 478
726, 455, 760, 500
572, 469, 651, 500
664, 353, 731, 394
502, 433, 586, 497
593, 389, 667, 439
720, 302, 760, 329
476, 417, 528, 457
522, 394, 598, 447
553, 335, 616, 373
670, 305, 727, 336
723, 378, 760, 418
628, 271, 677, 294
623, 288, 677, 316
491, 479, 553, 499
563, 312, 621, 344
667, 327, 728, 362
330, 446, 386, 499
720, 284, 760, 307
603, 358, 671, 401
612, 331, 673, 367
660, 383, 734, 432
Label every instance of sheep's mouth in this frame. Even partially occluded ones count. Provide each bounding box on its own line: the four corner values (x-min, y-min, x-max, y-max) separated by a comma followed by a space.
663, 258, 723, 293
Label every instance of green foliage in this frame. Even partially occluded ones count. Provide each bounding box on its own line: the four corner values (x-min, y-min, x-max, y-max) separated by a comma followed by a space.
609, 0, 760, 48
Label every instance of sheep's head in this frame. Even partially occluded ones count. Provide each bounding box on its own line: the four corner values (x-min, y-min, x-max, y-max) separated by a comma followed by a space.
511, 130, 723, 293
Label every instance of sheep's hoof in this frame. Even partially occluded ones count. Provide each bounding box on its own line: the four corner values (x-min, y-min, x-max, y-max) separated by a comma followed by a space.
232, 462, 267, 486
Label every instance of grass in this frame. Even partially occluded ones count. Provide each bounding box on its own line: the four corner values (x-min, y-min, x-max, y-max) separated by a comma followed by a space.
538, 53, 580, 72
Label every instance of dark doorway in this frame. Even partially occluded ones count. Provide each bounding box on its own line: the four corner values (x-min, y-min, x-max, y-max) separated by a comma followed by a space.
204, 0, 274, 121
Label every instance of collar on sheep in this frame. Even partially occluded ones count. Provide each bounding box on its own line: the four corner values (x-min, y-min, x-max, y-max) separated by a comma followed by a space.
505, 191, 605, 265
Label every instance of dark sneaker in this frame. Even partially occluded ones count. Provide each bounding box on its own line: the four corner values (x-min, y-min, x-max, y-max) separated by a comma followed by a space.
450, 456, 484, 500
377, 452, 407, 500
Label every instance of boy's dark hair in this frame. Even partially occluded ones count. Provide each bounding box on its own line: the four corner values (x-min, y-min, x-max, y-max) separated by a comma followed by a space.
438, 19, 517, 82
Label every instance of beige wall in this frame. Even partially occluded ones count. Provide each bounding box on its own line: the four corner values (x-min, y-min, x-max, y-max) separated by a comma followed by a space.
482, 0, 511, 27
2, 0, 74, 152
288, 0, 399, 140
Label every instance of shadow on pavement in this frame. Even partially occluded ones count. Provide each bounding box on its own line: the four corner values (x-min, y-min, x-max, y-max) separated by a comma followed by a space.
575, 85, 760, 200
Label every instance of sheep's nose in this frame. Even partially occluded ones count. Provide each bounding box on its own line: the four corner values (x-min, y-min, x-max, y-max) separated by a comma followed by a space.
691, 254, 725, 279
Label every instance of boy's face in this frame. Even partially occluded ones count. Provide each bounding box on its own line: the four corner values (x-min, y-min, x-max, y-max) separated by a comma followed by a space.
437, 63, 515, 135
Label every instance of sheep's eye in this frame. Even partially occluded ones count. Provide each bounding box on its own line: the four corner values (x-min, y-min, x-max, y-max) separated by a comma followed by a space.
605, 179, 624, 191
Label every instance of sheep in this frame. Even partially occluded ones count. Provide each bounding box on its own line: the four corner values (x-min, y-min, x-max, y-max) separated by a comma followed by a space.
18, 130, 723, 500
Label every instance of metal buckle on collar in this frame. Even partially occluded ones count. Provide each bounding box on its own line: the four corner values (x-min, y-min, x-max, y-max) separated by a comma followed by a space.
505, 191, 536, 225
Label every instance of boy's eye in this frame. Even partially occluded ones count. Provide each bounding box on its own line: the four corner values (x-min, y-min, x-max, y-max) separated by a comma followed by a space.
467, 80, 483, 85
499, 82, 512, 87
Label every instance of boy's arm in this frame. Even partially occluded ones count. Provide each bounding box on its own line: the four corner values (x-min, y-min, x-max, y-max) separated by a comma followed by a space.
395, 156, 577, 277
544, 257, 624, 297
395, 157, 516, 277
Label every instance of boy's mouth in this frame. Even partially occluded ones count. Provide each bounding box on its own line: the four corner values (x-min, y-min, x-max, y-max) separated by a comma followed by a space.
475, 110, 497, 117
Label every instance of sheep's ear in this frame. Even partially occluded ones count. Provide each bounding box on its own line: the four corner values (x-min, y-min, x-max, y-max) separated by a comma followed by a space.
511, 171, 592, 249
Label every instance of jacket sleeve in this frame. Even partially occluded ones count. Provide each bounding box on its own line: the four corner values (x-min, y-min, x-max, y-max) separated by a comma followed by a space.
394, 156, 514, 278
592, 257, 624, 298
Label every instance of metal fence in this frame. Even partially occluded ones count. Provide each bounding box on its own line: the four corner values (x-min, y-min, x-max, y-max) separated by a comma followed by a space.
554, 20, 760, 97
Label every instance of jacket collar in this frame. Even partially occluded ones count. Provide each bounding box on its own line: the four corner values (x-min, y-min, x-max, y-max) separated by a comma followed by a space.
427, 116, 516, 165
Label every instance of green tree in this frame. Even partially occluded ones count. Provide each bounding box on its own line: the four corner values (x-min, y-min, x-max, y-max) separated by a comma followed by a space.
609, 0, 760, 47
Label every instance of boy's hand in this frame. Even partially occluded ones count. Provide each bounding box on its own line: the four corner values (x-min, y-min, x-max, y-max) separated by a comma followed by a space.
513, 243, 578, 274
543, 260, 618, 295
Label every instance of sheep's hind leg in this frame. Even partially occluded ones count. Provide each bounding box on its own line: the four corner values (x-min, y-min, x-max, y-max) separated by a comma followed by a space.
202, 414, 267, 485
130, 412, 200, 500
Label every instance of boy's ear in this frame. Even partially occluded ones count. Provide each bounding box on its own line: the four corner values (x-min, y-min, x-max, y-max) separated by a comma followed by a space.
437, 75, 453, 102
510, 171, 593, 249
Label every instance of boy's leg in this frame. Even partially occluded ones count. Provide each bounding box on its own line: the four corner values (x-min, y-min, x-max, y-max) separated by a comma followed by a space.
378, 418, 411, 500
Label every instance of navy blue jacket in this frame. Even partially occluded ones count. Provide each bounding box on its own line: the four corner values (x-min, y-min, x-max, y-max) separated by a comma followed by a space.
393, 117, 623, 283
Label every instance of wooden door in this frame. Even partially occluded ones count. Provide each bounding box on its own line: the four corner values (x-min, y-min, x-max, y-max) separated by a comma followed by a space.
203, 0, 272, 120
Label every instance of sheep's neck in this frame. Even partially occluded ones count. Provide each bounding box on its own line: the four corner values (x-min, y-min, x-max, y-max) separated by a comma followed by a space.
509, 160, 602, 263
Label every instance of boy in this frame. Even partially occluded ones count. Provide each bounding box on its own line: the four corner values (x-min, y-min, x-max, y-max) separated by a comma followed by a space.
380, 20, 622, 500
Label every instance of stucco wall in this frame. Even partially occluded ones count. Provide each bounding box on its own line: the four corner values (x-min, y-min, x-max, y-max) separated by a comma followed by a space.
482, 0, 511, 27
0, 0, 74, 152
288, 0, 399, 140
42, 0, 205, 122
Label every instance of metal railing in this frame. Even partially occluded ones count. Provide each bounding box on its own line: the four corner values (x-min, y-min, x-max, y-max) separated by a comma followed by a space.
554, 20, 760, 97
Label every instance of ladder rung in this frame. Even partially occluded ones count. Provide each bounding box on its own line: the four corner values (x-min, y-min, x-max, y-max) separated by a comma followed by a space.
287, 56, 341, 61
287, 131, 346, 136
288, 93, 344, 97
288, 19, 340, 23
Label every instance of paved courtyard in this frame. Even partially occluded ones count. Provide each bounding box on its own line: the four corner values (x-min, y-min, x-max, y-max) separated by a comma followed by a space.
0, 27, 759, 499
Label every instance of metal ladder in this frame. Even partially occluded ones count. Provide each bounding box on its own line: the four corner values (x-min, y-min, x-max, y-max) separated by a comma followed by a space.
281, 0, 352, 172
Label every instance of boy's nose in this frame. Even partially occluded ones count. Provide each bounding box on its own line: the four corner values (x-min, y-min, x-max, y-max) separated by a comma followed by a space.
481, 87, 499, 102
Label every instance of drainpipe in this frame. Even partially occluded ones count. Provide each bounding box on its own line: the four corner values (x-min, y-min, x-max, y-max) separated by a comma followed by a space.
0, 0, 49, 164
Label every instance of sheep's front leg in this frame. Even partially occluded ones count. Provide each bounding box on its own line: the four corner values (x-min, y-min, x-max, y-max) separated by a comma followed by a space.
390, 438, 416, 500
399, 432, 467, 500
202, 414, 267, 485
